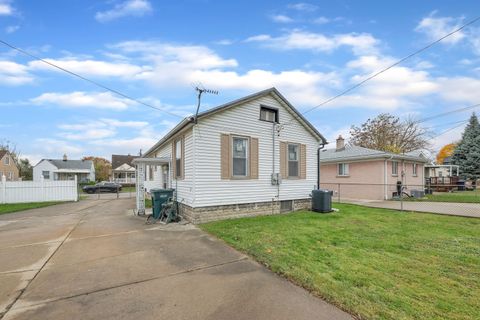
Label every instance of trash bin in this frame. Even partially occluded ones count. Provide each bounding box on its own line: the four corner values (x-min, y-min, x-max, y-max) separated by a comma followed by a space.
311, 189, 332, 213
457, 180, 465, 191
150, 188, 174, 219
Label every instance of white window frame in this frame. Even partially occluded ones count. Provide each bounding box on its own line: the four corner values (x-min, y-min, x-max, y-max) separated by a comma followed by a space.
4, 156, 10, 165
7, 172, 13, 180
337, 163, 350, 176
412, 163, 418, 176
42, 170, 50, 179
392, 161, 398, 176
175, 139, 182, 178
232, 136, 249, 178
287, 143, 300, 178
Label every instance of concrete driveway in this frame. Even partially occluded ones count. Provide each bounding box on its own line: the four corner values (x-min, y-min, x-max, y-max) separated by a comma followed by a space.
0, 199, 352, 320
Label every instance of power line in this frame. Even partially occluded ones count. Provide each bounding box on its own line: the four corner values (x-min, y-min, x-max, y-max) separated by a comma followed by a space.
433, 120, 468, 138
417, 102, 480, 124
283, 15, 480, 128
0, 39, 184, 119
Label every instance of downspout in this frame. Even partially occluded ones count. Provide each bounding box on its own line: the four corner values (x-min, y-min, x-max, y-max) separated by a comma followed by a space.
317, 142, 326, 189
384, 155, 394, 200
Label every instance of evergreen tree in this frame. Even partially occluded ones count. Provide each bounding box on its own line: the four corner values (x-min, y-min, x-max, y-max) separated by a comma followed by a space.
451, 112, 480, 180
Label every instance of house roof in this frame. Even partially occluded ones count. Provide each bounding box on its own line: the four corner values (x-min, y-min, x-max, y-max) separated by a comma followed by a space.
0, 150, 7, 160
43, 159, 93, 170
320, 144, 428, 163
112, 154, 138, 170
144, 88, 327, 157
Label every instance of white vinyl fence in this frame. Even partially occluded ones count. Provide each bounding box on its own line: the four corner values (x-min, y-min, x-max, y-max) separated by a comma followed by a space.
0, 175, 78, 204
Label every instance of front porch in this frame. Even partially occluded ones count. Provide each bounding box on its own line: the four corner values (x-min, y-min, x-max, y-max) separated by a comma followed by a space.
132, 157, 172, 215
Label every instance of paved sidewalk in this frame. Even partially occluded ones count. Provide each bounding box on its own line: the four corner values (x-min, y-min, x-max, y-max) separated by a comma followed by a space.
343, 199, 480, 218
0, 199, 352, 320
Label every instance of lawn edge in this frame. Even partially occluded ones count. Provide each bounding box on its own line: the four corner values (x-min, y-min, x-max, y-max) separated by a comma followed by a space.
199, 221, 361, 320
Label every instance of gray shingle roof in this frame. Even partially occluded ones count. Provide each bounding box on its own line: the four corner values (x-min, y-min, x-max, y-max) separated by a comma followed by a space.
47, 159, 93, 170
112, 154, 138, 170
320, 145, 428, 163
144, 87, 327, 157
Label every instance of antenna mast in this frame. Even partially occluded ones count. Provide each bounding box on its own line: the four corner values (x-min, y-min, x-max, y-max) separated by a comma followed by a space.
194, 86, 218, 124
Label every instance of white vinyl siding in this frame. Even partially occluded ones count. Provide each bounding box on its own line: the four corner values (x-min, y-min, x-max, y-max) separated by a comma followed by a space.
337, 163, 349, 176
146, 130, 194, 206
193, 94, 319, 207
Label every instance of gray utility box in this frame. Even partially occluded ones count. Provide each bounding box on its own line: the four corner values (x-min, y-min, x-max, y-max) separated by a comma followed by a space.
312, 189, 332, 213
410, 189, 425, 198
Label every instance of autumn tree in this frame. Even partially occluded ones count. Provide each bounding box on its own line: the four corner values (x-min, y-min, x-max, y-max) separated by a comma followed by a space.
436, 143, 456, 164
451, 113, 480, 180
83, 156, 112, 182
349, 114, 430, 153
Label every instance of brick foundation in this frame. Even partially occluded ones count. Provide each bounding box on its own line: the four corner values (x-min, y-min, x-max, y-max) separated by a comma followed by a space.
178, 198, 311, 224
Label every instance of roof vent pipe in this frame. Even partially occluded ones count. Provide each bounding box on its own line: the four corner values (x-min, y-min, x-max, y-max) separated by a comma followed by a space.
63, 154, 68, 161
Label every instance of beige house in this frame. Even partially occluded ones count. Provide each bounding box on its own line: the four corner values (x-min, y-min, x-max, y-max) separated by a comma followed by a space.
0, 150, 20, 181
319, 136, 428, 200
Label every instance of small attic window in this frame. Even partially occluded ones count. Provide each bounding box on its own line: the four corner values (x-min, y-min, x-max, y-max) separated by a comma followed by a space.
259, 106, 279, 123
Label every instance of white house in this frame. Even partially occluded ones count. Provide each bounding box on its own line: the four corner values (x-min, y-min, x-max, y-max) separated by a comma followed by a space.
138, 88, 327, 223
33, 155, 95, 183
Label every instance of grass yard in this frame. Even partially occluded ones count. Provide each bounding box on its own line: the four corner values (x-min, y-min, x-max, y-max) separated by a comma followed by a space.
201, 204, 480, 320
0, 201, 63, 215
409, 190, 479, 203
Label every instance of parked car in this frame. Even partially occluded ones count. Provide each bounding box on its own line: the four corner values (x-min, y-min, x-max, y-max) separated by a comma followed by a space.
82, 181, 122, 194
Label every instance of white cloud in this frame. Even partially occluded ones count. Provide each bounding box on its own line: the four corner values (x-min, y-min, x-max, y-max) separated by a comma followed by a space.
287, 3, 318, 12
214, 39, 234, 45
5, 25, 19, 34
245, 30, 379, 55
0, 0, 13, 15
342, 55, 438, 110
112, 41, 238, 69
313, 16, 329, 24
28, 58, 148, 78
35, 138, 84, 157
31, 92, 135, 110
270, 14, 294, 23
436, 76, 480, 104
415, 12, 465, 45
95, 0, 152, 23
0, 60, 34, 85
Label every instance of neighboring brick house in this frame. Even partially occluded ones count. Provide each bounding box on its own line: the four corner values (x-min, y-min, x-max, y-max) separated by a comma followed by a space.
0, 150, 20, 181
319, 136, 428, 200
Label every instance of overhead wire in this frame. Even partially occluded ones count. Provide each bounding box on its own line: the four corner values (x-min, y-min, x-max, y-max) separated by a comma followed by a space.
0, 39, 184, 119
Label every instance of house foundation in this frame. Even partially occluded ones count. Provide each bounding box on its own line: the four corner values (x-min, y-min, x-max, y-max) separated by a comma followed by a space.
178, 198, 311, 224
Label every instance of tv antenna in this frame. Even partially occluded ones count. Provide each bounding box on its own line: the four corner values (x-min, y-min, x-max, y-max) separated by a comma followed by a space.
194, 85, 218, 124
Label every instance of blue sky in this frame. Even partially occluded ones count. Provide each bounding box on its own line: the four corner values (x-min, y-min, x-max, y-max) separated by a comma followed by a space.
1, 0, 480, 163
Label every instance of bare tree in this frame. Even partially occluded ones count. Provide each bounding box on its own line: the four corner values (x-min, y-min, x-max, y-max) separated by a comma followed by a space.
0, 139, 20, 162
349, 114, 430, 153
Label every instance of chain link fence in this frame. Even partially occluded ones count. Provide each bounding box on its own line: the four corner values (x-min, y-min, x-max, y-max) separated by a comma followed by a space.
320, 182, 480, 218
78, 184, 136, 200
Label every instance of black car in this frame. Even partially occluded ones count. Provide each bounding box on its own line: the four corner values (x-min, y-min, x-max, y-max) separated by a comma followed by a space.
82, 182, 122, 194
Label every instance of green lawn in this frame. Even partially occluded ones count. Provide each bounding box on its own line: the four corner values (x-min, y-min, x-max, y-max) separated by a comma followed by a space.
201, 204, 480, 320
408, 190, 479, 203
0, 201, 64, 215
